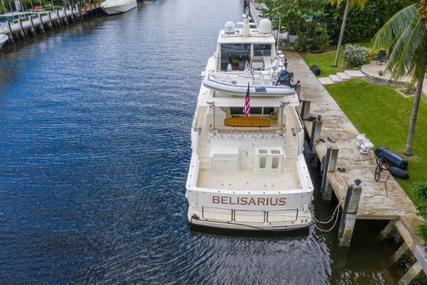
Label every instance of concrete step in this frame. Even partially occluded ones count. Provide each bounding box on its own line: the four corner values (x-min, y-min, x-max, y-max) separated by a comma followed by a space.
337, 72, 351, 80
329, 74, 343, 82
344, 70, 365, 78
318, 77, 334, 85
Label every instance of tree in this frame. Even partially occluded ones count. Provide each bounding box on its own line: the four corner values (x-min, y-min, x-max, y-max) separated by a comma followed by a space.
372, 1, 427, 155
330, 0, 367, 67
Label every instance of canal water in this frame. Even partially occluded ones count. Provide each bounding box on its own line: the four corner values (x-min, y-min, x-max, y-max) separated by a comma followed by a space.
0, 0, 404, 284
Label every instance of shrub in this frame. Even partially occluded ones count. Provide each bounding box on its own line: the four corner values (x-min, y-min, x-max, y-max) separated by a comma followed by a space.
415, 182, 427, 201
294, 22, 329, 52
343, 44, 369, 68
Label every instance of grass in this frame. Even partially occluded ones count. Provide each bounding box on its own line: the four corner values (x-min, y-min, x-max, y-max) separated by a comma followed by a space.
301, 42, 373, 77
302, 49, 344, 77
325, 79, 427, 208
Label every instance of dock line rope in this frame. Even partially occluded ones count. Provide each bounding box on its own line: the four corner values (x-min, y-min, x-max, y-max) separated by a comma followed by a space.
311, 200, 344, 233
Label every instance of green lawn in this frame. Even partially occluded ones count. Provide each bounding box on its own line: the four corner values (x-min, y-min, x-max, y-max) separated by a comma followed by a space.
302, 49, 344, 77
325, 79, 427, 207
301, 42, 372, 77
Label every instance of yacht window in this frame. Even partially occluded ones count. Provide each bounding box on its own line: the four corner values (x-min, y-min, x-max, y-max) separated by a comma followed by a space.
272, 157, 279, 169
221, 44, 251, 71
271, 150, 281, 155
253, 44, 272, 56
259, 149, 268, 154
230, 107, 244, 115
230, 107, 262, 116
259, 156, 267, 168
263, 107, 275, 115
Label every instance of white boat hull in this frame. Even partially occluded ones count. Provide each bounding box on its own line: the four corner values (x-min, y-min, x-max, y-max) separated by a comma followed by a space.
188, 207, 313, 231
101, 0, 137, 15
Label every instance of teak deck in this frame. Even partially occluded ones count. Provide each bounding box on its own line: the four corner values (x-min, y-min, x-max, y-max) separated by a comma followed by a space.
285, 47, 417, 220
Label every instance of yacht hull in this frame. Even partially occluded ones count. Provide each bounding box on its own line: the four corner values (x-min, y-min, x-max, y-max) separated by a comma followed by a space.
187, 207, 312, 231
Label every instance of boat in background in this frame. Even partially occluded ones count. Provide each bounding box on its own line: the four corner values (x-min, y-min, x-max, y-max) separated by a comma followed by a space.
100, 0, 137, 15
0, 34, 8, 50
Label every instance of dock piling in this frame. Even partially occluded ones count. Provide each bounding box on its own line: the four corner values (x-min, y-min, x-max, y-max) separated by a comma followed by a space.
7, 21, 14, 42
29, 15, 35, 34
377, 220, 396, 241
300, 100, 311, 120
63, 8, 69, 24
18, 18, 25, 38
48, 12, 54, 28
338, 182, 362, 247
38, 14, 45, 32
399, 261, 422, 285
310, 117, 322, 152
321, 146, 339, 201
56, 9, 62, 25
390, 242, 410, 264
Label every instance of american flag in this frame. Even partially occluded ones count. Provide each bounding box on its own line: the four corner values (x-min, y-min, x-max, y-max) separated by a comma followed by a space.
243, 83, 251, 117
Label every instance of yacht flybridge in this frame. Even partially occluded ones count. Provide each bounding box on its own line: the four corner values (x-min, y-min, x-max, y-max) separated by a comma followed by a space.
185, 16, 314, 231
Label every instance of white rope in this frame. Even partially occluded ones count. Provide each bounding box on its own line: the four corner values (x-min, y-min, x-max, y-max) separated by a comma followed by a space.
312, 200, 344, 224
311, 200, 345, 233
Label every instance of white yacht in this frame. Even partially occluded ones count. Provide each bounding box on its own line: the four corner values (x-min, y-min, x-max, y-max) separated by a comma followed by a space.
185, 16, 314, 231
100, 0, 137, 15
0, 34, 8, 50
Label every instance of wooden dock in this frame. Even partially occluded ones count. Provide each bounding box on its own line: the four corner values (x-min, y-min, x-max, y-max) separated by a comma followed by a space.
0, 3, 101, 43
286, 47, 417, 220
285, 46, 427, 283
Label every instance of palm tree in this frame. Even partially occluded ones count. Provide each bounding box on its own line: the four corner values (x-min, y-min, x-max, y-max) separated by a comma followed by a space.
372, 1, 427, 156
330, 0, 367, 67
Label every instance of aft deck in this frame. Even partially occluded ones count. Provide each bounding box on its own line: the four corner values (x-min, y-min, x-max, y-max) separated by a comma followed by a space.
197, 167, 300, 191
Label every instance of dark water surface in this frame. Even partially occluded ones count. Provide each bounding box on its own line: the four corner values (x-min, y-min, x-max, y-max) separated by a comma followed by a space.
0, 0, 402, 284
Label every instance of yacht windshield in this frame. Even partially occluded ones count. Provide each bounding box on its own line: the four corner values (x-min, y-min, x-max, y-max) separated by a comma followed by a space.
220, 44, 251, 71
253, 44, 271, 56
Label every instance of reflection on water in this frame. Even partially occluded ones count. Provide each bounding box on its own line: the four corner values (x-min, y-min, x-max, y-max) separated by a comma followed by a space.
0, 0, 401, 284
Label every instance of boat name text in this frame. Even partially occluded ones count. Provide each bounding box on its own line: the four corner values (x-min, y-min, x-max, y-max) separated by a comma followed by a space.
212, 195, 287, 206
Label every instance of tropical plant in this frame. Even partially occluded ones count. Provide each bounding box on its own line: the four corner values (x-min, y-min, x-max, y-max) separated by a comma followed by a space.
372, 1, 427, 156
294, 21, 329, 52
261, 0, 329, 52
330, 0, 367, 66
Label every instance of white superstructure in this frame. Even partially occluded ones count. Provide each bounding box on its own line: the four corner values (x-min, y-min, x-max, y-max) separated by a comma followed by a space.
100, 0, 137, 15
185, 16, 314, 231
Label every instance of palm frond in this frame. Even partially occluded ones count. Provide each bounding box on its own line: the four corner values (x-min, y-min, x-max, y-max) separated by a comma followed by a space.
372, 4, 417, 51
387, 16, 426, 79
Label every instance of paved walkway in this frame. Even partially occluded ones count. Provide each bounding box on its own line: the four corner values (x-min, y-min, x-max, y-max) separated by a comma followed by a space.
285, 46, 417, 220
361, 62, 427, 97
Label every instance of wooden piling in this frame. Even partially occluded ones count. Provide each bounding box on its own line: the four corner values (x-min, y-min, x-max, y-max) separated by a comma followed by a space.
399, 261, 422, 285
309, 117, 322, 151
390, 242, 410, 264
84, 0, 88, 18
38, 14, 45, 32
377, 220, 395, 241
29, 15, 35, 34
321, 145, 339, 201
7, 21, 14, 42
18, 18, 25, 38
300, 100, 310, 120
48, 12, 54, 28
338, 183, 362, 247
56, 9, 62, 25
64, 7, 70, 24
